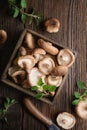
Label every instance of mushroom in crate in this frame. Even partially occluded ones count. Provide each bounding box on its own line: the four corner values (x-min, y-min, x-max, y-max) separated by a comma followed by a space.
2, 29, 76, 104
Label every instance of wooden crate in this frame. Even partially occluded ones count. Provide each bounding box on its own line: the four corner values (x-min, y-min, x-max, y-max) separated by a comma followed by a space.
1, 29, 77, 104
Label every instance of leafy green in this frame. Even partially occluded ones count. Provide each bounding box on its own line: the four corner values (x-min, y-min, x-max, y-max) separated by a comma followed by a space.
20, 0, 27, 9
36, 93, 43, 99
37, 78, 44, 86
31, 86, 38, 91
21, 14, 26, 23
77, 81, 85, 89
43, 85, 56, 92
72, 81, 87, 105
13, 7, 19, 18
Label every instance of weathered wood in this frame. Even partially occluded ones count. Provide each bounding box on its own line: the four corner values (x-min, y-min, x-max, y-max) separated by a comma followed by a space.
0, 0, 87, 130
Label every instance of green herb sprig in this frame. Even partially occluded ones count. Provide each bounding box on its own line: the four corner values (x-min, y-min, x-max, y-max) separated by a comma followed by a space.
31, 78, 57, 99
8, 0, 42, 25
72, 81, 87, 105
0, 97, 17, 122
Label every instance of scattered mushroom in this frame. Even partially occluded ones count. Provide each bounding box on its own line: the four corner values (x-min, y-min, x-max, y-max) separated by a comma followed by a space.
76, 97, 87, 119
44, 18, 60, 33
32, 48, 46, 63
0, 29, 7, 44
56, 112, 76, 129
25, 32, 35, 49
38, 39, 59, 55
51, 66, 68, 76
57, 49, 75, 67
38, 57, 55, 75
17, 55, 36, 73
19, 46, 27, 56
47, 75, 62, 87
27, 67, 45, 86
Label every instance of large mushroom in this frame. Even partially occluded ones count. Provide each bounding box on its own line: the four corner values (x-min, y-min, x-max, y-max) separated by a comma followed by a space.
32, 48, 46, 63
17, 55, 35, 73
8, 66, 26, 83
76, 97, 87, 119
47, 75, 62, 87
57, 49, 75, 67
38, 57, 55, 75
25, 32, 35, 49
0, 29, 7, 44
38, 39, 59, 55
51, 66, 68, 76
27, 67, 45, 87
56, 112, 76, 129
44, 18, 60, 33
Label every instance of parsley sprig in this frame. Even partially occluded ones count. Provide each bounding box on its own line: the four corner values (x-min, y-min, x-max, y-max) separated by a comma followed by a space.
72, 81, 87, 105
31, 78, 57, 99
0, 97, 17, 122
8, 0, 42, 25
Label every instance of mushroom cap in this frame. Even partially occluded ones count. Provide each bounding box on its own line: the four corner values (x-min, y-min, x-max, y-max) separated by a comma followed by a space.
0, 29, 7, 44
47, 75, 62, 87
32, 48, 46, 63
27, 67, 44, 86
25, 32, 35, 49
38, 39, 59, 55
8, 66, 26, 83
22, 80, 30, 89
56, 112, 76, 129
45, 18, 60, 33
57, 49, 75, 67
76, 98, 87, 119
17, 55, 35, 72
19, 46, 27, 56
51, 66, 68, 76
38, 57, 55, 75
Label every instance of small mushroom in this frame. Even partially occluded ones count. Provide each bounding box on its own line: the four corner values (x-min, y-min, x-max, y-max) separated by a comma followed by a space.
47, 75, 62, 87
57, 49, 75, 67
25, 32, 35, 49
56, 112, 76, 129
51, 66, 68, 76
19, 46, 27, 56
32, 48, 46, 63
0, 29, 7, 44
38, 57, 55, 75
27, 67, 45, 86
38, 39, 59, 55
17, 55, 35, 73
8, 66, 26, 83
44, 18, 60, 33
76, 97, 87, 119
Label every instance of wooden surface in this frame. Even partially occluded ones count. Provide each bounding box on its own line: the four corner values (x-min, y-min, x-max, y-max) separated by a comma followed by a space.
0, 0, 87, 130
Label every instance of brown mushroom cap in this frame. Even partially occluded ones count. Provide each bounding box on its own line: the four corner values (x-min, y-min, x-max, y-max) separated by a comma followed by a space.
76, 98, 87, 119
51, 66, 68, 76
47, 75, 62, 87
38, 57, 55, 75
21, 80, 30, 89
32, 48, 46, 63
45, 18, 60, 33
38, 39, 59, 55
17, 55, 35, 73
57, 49, 75, 67
19, 46, 27, 56
25, 32, 35, 49
27, 67, 45, 86
0, 29, 7, 44
56, 112, 76, 129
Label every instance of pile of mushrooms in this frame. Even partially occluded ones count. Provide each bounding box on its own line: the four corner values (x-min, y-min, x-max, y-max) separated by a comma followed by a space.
8, 32, 75, 97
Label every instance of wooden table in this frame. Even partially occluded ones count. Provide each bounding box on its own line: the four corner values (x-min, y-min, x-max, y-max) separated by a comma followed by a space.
0, 0, 87, 130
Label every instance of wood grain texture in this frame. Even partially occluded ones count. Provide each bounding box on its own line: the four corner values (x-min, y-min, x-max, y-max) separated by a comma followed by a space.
0, 0, 87, 130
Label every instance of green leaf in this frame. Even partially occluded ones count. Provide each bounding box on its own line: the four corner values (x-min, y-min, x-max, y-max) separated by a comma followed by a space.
8, 0, 16, 4
74, 92, 81, 99
77, 81, 85, 89
29, 16, 33, 25
6, 97, 10, 104
72, 99, 79, 105
21, 14, 26, 23
13, 8, 19, 18
37, 78, 44, 86
20, 0, 27, 9
34, 18, 40, 26
11, 99, 16, 104
43, 85, 56, 92
31, 86, 38, 91
36, 93, 43, 99
84, 90, 87, 96
4, 102, 9, 110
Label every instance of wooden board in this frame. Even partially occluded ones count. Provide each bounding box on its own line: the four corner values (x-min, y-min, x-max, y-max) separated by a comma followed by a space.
0, 0, 87, 130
